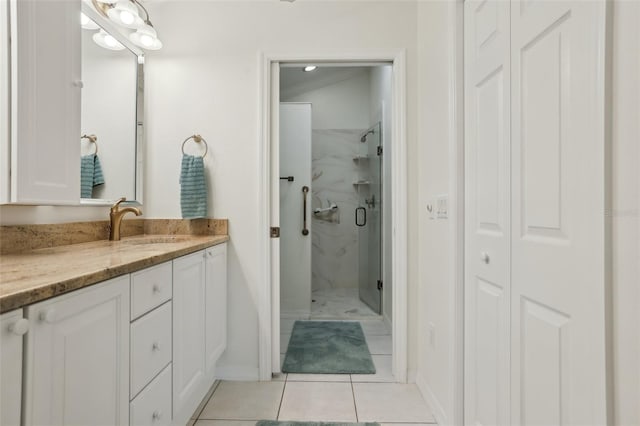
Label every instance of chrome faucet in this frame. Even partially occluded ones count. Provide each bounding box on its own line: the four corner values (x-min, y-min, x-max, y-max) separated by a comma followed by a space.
109, 197, 142, 241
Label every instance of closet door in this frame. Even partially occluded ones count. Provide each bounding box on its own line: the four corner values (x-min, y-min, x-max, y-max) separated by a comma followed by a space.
463, 1, 511, 425
510, 1, 607, 425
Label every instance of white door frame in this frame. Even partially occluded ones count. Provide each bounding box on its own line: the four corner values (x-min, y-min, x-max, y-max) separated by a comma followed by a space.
257, 49, 408, 382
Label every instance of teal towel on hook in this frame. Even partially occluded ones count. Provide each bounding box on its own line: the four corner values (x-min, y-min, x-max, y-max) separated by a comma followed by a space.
80, 154, 105, 198
180, 154, 207, 219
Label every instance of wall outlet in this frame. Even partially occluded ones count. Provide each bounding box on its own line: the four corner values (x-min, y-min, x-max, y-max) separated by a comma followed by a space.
428, 322, 436, 348
436, 194, 448, 219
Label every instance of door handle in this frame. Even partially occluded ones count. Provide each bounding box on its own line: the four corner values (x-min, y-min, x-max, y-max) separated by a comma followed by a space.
355, 207, 366, 227
302, 186, 309, 236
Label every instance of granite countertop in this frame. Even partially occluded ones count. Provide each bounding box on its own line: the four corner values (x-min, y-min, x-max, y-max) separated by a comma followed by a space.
0, 234, 229, 313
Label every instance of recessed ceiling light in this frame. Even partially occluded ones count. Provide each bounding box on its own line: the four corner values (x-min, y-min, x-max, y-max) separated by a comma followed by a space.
303, 65, 317, 72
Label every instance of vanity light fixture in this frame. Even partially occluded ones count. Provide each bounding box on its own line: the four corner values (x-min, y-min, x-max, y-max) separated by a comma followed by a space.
90, 0, 163, 51
303, 65, 318, 72
93, 29, 126, 50
81, 12, 100, 30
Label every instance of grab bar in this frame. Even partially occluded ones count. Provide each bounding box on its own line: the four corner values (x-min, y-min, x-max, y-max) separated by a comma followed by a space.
302, 186, 309, 236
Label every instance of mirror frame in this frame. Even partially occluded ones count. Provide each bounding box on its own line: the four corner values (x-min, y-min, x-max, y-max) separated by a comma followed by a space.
80, 1, 145, 206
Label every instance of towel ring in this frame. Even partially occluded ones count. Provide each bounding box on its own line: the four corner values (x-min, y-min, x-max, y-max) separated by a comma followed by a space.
81, 134, 98, 155
181, 134, 208, 158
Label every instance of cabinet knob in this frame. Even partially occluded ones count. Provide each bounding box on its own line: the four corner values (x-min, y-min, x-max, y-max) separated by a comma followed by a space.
152, 284, 161, 294
480, 252, 490, 264
72, 80, 84, 88
152, 341, 161, 352
39, 309, 56, 324
8, 318, 29, 335
152, 410, 162, 421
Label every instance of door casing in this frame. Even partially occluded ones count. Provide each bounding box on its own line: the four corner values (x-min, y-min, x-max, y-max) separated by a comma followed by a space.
258, 50, 409, 383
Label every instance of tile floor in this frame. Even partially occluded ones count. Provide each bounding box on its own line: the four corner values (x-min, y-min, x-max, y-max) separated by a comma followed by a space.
310, 288, 380, 319
191, 319, 436, 425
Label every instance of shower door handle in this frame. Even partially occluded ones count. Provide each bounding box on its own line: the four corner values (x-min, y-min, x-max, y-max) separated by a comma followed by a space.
302, 186, 309, 236
355, 207, 366, 227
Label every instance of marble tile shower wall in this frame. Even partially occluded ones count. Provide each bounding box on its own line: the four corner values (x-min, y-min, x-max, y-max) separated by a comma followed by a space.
311, 129, 365, 291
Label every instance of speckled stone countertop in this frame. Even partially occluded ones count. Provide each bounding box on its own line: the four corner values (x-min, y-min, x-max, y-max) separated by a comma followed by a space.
0, 234, 229, 313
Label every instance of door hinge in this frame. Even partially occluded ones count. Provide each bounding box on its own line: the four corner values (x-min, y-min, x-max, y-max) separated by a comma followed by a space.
377, 146, 383, 156
270, 227, 280, 238
377, 280, 383, 290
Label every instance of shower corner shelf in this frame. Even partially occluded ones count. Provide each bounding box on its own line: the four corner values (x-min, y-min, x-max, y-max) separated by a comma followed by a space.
353, 181, 371, 186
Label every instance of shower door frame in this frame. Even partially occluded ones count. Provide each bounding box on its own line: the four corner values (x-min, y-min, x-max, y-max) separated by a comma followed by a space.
258, 50, 409, 383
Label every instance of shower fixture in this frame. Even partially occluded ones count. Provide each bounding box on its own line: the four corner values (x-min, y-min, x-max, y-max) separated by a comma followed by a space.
360, 129, 375, 142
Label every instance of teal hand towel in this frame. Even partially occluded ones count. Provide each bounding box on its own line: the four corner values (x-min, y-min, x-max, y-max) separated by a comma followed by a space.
80, 154, 105, 198
180, 154, 207, 219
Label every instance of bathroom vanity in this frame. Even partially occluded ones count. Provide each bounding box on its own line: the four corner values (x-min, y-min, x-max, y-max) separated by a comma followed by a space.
0, 233, 228, 426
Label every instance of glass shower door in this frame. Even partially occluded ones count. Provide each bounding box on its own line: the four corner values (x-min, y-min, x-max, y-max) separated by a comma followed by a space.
357, 123, 382, 314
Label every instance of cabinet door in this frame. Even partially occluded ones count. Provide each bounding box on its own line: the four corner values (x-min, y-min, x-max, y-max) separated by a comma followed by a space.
1, 309, 27, 426
205, 243, 227, 380
24, 276, 130, 426
172, 251, 206, 424
9, 0, 81, 204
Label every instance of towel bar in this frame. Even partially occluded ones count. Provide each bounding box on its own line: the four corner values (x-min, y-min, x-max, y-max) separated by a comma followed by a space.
181, 134, 208, 158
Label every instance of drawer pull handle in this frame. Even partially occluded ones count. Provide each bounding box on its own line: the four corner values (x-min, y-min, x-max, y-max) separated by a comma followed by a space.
8, 318, 29, 335
152, 284, 161, 294
152, 341, 161, 352
152, 410, 162, 421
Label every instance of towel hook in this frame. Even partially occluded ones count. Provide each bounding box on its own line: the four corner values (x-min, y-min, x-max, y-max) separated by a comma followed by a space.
81, 134, 98, 154
181, 134, 208, 158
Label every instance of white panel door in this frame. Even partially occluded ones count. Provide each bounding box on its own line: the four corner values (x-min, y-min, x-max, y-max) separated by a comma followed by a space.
10, 0, 81, 204
510, 1, 607, 425
172, 251, 206, 425
279, 103, 312, 317
24, 276, 130, 426
205, 243, 227, 380
464, 1, 511, 425
1, 309, 27, 426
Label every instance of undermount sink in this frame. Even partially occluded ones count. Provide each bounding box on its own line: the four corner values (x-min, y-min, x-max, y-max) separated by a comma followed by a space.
119, 235, 194, 245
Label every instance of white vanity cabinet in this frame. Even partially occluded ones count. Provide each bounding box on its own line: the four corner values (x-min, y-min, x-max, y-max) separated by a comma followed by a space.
1, 0, 81, 204
173, 243, 228, 426
1, 309, 28, 426
23, 275, 130, 426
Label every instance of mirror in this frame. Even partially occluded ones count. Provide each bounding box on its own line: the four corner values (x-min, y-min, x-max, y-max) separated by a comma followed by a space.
80, 7, 144, 204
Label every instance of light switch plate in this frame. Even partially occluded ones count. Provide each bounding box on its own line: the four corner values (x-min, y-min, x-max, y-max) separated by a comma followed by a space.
436, 194, 448, 219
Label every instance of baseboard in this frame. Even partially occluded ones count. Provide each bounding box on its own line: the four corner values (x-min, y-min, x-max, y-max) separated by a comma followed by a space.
416, 372, 448, 425
280, 311, 310, 320
214, 365, 260, 381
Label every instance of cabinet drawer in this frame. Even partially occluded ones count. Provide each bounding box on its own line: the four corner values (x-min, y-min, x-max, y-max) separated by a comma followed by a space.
131, 262, 172, 320
131, 302, 172, 398
130, 364, 172, 426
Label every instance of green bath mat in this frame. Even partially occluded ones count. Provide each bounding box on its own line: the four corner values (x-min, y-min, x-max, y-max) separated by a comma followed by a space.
257, 422, 379, 426
281, 321, 376, 374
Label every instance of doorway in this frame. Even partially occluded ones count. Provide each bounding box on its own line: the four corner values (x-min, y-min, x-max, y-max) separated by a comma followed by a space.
257, 50, 408, 382
279, 66, 388, 321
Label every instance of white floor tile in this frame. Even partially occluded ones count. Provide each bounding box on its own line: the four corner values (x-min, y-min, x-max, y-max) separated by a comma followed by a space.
360, 320, 392, 336
353, 383, 435, 423
278, 381, 357, 422
280, 318, 297, 334
351, 355, 394, 383
281, 333, 291, 354
199, 381, 284, 420
272, 373, 287, 382
366, 334, 393, 355
287, 373, 351, 382
196, 421, 258, 426
310, 288, 380, 319
380, 423, 437, 426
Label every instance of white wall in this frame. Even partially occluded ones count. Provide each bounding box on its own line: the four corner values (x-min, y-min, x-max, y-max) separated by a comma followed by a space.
143, 0, 419, 380
369, 66, 393, 322
415, 0, 459, 423
611, 1, 640, 424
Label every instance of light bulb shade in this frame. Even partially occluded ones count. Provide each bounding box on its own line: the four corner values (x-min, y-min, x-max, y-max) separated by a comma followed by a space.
129, 24, 162, 50
81, 12, 100, 30
93, 29, 125, 50
107, 0, 144, 29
